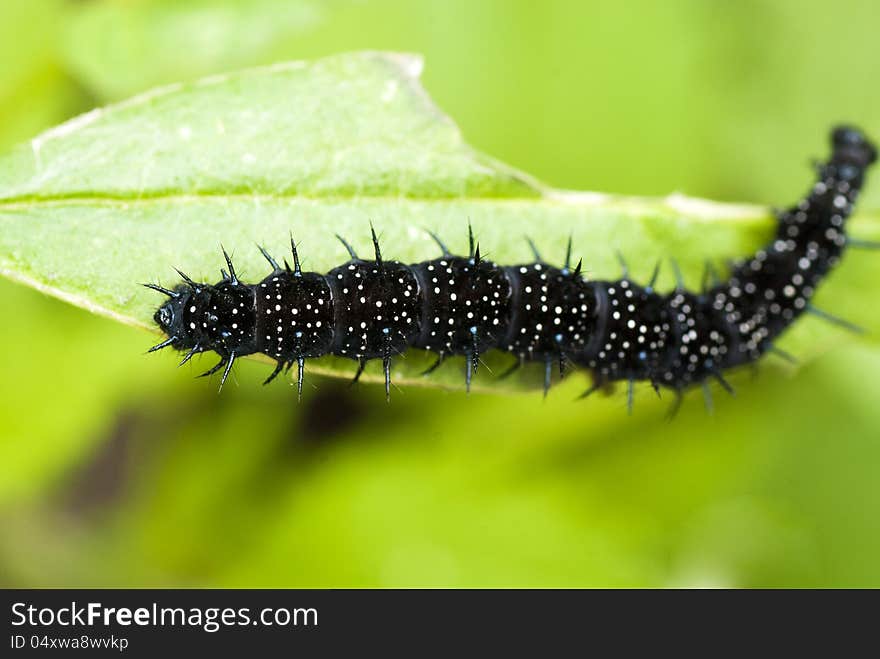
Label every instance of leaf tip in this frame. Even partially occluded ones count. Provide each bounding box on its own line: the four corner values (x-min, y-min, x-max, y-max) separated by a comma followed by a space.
382, 52, 424, 80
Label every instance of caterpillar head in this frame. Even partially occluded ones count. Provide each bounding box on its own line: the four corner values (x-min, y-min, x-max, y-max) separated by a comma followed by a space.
147, 277, 255, 355
151, 285, 190, 339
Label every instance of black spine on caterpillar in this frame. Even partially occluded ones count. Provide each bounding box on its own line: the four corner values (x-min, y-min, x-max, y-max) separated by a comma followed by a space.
146, 126, 876, 408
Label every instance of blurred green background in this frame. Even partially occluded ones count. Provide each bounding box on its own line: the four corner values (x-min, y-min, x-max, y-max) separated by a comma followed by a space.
1, 0, 879, 587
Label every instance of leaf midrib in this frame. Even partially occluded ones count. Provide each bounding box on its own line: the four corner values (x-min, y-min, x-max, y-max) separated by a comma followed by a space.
0, 190, 783, 223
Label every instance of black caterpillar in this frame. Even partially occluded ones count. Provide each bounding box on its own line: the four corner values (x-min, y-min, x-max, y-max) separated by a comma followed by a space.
146, 127, 877, 410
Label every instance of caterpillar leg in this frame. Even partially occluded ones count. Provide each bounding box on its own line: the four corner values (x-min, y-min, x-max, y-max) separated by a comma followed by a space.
498, 354, 524, 380
712, 371, 735, 396
421, 352, 446, 376
263, 360, 285, 385
198, 356, 227, 378
665, 390, 685, 421
349, 357, 367, 386
577, 382, 601, 400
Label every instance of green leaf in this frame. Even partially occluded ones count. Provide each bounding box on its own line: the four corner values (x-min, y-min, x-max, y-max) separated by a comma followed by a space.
0, 51, 878, 391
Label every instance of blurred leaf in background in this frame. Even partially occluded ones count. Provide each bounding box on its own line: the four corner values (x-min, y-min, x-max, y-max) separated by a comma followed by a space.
0, 0, 86, 150
64, 0, 332, 100
0, 0, 879, 588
